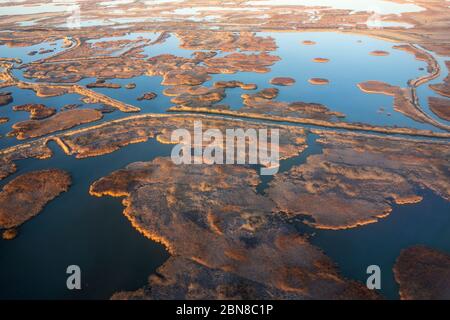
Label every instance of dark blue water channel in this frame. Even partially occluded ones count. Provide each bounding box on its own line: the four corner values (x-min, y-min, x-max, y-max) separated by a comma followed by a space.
257, 133, 450, 300
0, 140, 172, 299
0, 129, 448, 300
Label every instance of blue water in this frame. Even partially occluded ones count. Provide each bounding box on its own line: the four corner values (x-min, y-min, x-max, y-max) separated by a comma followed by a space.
0, 31, 449, 300
80, 32, 450, 133
0, 140, 171, 300
0, 39, 67, 64
259, 132, 450, 300
310, 190, 450, 300
205, 32, 446, 132
78, 75, 173, 114
0, 130, 447, 299
3, 32, 449, 139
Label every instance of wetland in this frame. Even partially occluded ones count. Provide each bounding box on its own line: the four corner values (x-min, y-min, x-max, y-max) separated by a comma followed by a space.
0, 0, 449, 301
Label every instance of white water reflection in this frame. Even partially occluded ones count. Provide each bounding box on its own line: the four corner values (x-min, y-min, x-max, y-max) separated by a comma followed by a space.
245, 0, 424, 15
0, 2, 76, 16
366, 19, 414, 29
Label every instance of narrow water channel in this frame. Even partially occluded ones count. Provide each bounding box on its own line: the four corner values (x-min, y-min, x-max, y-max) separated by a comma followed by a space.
256, 132, 322, 195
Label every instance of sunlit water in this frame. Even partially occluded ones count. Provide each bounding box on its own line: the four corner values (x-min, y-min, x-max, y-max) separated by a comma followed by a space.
0, 30, 449, 299
3, 31, 449, 140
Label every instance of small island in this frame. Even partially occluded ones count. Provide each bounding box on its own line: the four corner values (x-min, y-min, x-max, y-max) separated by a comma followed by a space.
312, 57, 329, 63
0, 169, 71, 240
308, 78, 329, 85
370, 50, 390, 56
270, 77, 296, 86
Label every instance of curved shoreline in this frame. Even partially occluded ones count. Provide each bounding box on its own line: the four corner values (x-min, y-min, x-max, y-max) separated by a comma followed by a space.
357, 44, 449, 132
2, 30, 447, 134
2, 29, 449, 152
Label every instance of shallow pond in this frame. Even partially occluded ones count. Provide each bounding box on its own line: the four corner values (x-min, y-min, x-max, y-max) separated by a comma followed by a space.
206, 32, 448, 132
